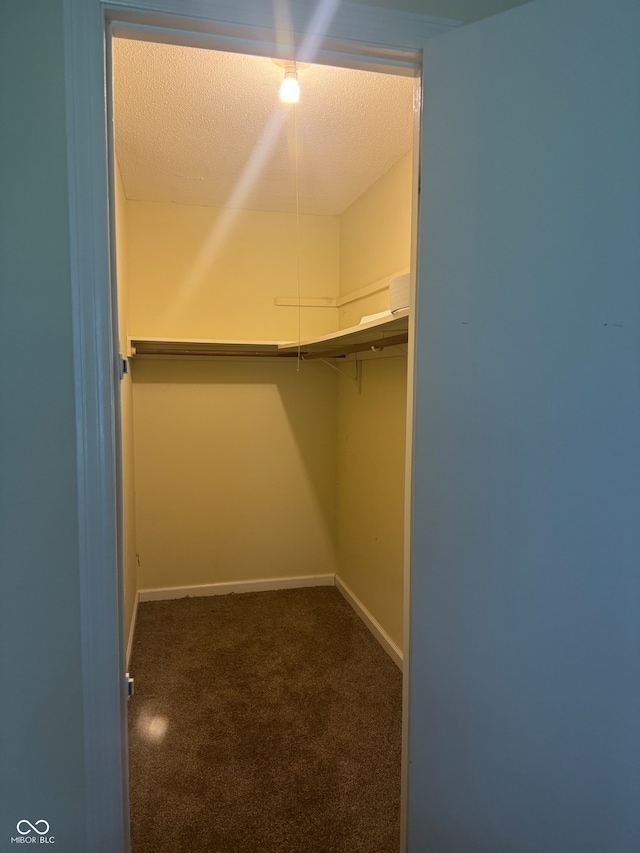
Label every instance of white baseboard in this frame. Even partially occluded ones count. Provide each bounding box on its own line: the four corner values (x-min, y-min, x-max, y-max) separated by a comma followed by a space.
335, 575, 403, 670
126, 590, 139, 670
138, 574, 336, 602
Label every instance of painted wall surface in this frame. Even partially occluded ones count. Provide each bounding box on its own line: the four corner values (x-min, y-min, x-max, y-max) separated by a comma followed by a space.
114, 161, 138, 647
339, 149, 412, 327
337, 356, 408, 649
126, 200, 340, 342
131, 359, 338, 589
410, 0, 640, 850
124, 196, 340, 592
336, 148, 412, 651
360, 0, 529, 22
0, 2, 87, 848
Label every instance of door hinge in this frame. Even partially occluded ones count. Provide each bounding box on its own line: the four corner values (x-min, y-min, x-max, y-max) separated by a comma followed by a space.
119, 354, 129, 380
126, 673, 134, 700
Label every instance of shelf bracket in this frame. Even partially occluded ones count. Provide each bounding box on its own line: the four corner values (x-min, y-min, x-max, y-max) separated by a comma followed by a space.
317, 355, 359, 382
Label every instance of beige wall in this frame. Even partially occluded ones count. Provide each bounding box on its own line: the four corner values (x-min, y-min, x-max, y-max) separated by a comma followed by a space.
126, 200, 340, 342
338, 150, 412, 327
114, 161, 139, 646
335, 149, 412, 652
131, 359, 338, 589
124, 197, 341, 592
337, 356, 408, 649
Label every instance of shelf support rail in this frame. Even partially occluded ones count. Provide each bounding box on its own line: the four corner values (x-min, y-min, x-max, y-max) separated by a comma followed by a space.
301, 332, 408, 361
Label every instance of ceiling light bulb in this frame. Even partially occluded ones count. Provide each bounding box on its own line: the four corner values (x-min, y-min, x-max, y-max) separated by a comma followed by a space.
280, 66, 300, 104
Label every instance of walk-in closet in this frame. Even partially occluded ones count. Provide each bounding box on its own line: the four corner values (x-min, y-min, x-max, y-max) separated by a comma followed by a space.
111, 34, 416, 851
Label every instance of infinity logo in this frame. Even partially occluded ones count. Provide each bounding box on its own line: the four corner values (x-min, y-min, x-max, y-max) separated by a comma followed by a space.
17, 820, 50, 836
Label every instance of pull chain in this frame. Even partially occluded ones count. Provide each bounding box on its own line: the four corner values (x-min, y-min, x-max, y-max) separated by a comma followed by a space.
293, 93, 302, 370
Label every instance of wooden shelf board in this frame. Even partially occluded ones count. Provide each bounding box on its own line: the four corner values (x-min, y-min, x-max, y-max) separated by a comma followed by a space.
129, 336, 289, 357
277, 308, 409, 353
128, 310, 409, 360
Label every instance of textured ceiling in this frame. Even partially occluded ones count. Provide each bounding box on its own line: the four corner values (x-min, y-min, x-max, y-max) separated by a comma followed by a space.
112, 39, 415, 216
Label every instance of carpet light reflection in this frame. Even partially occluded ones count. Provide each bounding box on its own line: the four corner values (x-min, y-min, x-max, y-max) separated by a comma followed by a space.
137, 709, 169, 743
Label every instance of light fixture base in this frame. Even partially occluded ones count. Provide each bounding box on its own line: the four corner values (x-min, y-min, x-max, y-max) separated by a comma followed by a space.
278, 61, 301, 104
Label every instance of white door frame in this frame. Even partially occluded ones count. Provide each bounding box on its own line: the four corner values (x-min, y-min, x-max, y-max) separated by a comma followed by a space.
62, 2, 459, 849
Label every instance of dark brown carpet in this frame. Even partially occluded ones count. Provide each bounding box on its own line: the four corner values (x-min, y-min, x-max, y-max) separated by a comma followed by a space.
128, 586, 402, 853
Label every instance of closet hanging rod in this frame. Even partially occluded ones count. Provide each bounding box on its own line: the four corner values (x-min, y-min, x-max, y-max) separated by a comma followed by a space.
303, 332, 408, 361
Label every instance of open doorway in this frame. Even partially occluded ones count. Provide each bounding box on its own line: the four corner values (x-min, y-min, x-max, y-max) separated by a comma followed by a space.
108, 27, 420, 852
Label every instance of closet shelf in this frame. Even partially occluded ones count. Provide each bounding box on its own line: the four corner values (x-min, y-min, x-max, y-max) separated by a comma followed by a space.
128, 337, 296, 358
128, 310, 409, 361
278, 308, 409, 358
